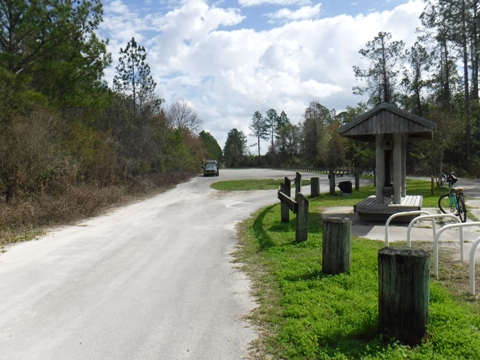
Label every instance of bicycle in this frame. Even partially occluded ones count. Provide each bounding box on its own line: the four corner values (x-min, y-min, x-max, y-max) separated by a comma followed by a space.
438, 172, 467, 223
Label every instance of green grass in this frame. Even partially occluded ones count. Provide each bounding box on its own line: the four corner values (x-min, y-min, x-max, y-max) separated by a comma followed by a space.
212, 177, 444, 205
211, 178, 310, 191
234, 179, 480, 359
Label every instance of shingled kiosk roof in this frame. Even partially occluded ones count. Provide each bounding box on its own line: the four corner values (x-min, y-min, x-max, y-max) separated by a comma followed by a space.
338, 102, 436, 142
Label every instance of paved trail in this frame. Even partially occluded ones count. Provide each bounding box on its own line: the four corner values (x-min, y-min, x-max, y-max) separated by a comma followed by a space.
0, 169, 346, 360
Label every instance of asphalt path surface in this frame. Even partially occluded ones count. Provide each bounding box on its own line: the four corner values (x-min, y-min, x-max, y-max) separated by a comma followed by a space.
0, 169, 354, 360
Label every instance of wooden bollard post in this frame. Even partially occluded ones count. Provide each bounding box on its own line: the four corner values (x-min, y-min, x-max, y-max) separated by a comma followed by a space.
284, 176, 291, 197
431, 175, 435, 196
354, 169, 360, 191
295, 172, 302, 201
378, 247, 430, 346
322, 218, 351, 274
296, 194, 309, 242
311, 177, 320, 197
329, 170, 335, 195
280, 183, 289, 223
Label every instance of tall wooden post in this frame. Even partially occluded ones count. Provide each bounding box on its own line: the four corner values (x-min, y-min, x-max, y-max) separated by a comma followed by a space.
295, 172, 302, 201
322, 218, 351, 274
311, 177, 320, 197
378, 247, 430, 346
284, 177, 291, 197
329, 170, 335, 195
354, 169, 360, 191
280, 183, 289, 223
296, 194, 309, 242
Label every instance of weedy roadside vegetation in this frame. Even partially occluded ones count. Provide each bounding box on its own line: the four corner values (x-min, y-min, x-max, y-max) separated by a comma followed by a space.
0, 172, 192, 247
229, 179, 480, 359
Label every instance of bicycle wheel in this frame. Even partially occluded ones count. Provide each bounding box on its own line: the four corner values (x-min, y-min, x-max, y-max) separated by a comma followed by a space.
457, 195, 467, 223
438, 194, 455, 215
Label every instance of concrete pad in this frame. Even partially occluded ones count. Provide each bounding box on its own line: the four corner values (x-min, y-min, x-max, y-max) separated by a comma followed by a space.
321, 201, 480, 264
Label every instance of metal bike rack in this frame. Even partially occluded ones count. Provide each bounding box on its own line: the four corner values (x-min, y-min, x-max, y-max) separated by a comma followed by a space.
469, 235, 480, 295
384, 211, 431, 246
433, 222, 480, 277
407, 214, 462, 254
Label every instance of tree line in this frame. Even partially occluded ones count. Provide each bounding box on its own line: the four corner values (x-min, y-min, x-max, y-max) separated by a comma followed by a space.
222, 102, 363, 171
223, 0, 480, 177
0, 0, 224, 210
2, 0, 480, 212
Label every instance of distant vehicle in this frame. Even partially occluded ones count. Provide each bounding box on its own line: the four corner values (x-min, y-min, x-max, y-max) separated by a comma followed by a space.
203, 160, 219, 177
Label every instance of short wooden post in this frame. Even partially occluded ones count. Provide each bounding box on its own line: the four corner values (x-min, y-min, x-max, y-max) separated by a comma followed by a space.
295, 172, 302, 201
296, 194, 309, 242
430, 175, 434, 196
378, 247, 430, 346
280, 183, 289, 223
311, 177, 320, 197
322, 218, 351, 274
329, 170, 335, 195
354, 169, 360, 191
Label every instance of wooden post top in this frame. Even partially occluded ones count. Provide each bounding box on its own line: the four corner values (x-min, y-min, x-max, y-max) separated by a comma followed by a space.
379, 247, 430, 257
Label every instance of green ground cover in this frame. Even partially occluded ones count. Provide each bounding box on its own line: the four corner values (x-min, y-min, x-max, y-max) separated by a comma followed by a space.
211, 178, 310, 191
214, 178, 480, 359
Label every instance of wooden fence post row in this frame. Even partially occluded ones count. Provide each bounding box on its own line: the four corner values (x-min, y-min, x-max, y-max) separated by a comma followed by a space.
267, 166, 371, 176
278, 176, 309, 242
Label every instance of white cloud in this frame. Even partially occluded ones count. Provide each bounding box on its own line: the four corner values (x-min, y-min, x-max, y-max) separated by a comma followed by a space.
100, 0, 425, 151
239, 0, 311, 7
266, 4, 322, 23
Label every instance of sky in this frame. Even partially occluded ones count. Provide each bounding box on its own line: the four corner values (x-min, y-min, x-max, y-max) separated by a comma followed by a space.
98, 0, 425, 153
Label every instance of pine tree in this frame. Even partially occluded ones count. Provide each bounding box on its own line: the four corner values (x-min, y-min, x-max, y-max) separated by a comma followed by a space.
0, 0, 111, 106
113, 37, 161, 117
353, 32, 405, 106
223, 128, 247, 167
249, 111, 268, 158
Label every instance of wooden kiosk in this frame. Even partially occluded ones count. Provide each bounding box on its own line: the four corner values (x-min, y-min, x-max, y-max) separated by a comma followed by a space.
338, 103, 436, 222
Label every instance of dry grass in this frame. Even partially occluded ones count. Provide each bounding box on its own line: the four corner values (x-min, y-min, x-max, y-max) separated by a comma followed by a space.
0, 171, 193, 248
416, 241, 480, 307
